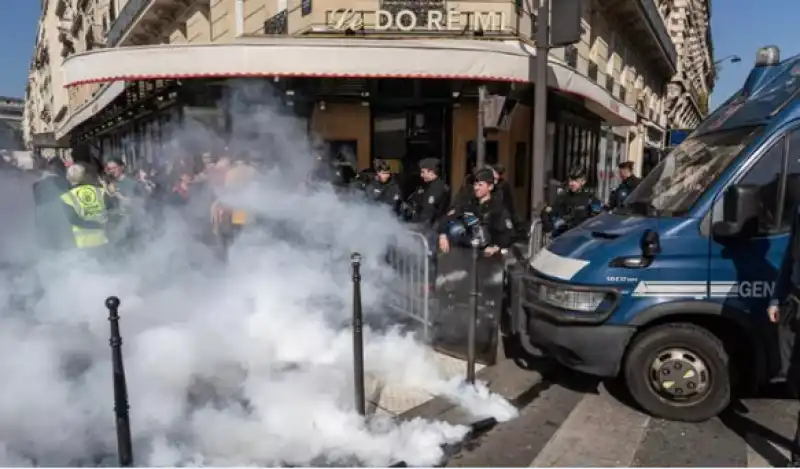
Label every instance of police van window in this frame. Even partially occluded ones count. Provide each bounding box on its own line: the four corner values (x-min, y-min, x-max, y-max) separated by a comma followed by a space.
782, 130, 800, 229
738, 135, 785, 234
621, 125, 764, 216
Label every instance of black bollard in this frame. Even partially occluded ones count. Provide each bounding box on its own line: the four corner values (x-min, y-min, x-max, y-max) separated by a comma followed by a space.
106, 296, 134, 467
351, 253, 366, 416
466, 238, 480, 384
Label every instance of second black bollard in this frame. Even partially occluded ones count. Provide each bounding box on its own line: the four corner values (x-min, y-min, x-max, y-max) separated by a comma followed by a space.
351, 253, 366, 416
466, 238, 480, 384
106, 296, 134, 467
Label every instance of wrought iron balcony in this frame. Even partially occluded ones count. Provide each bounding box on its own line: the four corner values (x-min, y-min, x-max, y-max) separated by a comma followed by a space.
264, 10, 289, 35
107, 0, 150, 47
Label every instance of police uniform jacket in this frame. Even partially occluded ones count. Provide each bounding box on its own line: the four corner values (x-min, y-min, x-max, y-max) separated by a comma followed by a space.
439, 194, 514, 249
365, 177, 401, 212
411, 178, 450, 226
547, 187, 601, 228
621, 175, 641, 192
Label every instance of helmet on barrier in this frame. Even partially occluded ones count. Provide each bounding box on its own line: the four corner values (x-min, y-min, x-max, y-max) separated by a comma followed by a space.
462, 212, 480, 228
590, 200, 604, 215
446, 219, 468, 240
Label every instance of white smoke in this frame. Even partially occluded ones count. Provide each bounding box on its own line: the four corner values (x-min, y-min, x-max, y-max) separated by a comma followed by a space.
0, 80, 517, 466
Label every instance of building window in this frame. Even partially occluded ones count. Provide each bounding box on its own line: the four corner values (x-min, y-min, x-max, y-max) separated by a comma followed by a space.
109, 0, 116, 22
587, 62, 598, 81
605, 77, 615, 93
565, 45, 578, 68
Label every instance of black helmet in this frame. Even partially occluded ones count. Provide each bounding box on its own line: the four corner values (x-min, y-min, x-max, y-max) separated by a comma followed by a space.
374, 159, 391, 173
568, 165, 586, 180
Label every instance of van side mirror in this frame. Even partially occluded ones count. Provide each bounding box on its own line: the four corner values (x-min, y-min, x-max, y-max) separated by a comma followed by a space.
641, 230, 661, 258
712, 184, 761, 238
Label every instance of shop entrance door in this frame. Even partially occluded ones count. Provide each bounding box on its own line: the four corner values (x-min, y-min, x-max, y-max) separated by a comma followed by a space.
373, 105, 451, 197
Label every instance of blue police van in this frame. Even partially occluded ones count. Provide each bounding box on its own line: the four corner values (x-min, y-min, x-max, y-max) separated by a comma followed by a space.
511, 46, 800, 422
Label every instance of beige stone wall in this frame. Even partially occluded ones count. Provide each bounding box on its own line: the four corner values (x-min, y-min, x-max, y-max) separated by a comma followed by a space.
549, 0, 667, 128
211, 0, 237, 41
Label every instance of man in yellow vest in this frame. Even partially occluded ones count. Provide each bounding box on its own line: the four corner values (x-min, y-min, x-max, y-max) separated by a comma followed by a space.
60, 163, 111, 251
211, 151, 259, 261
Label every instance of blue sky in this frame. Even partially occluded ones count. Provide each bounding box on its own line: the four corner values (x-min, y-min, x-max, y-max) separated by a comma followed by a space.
0, 2, 40, 98
0, 0, 798, 108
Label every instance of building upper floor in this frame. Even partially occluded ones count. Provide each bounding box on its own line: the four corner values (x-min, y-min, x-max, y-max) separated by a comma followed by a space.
60, 0, 687, 121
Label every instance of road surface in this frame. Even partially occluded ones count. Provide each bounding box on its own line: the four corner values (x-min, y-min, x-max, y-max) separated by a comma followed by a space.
448, 365, 799, 467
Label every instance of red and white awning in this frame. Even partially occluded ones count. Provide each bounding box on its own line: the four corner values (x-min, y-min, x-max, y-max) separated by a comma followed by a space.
62, 37, 531, 87
58, 37, 636, 137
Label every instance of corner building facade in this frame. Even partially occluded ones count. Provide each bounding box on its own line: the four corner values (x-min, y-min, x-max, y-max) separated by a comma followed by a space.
52, 0, 710, 216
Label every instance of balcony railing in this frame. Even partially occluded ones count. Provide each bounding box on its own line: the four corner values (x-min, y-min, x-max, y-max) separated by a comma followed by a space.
107, 0, 150, 47
264, 10, 289, 34
636, 0, 677, 72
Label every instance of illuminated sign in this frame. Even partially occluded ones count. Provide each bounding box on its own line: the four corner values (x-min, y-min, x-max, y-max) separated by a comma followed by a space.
325, 8, 508, 32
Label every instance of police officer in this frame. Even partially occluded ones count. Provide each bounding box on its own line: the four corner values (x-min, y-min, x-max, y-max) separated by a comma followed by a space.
60, 163, 113, 251
490, 164, 526, 240
609, 161, 641, 208
364, 160, 401, 213
437, 167, 514, 256
351, 168, 375, 192
541, 165, 602, 236
404, 158, 450, 227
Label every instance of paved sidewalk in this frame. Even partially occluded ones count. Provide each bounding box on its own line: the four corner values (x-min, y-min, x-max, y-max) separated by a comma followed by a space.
367, 350, 487, 417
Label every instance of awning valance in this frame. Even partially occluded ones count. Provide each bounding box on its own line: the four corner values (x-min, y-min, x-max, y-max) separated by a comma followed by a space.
58, 37, 636, 137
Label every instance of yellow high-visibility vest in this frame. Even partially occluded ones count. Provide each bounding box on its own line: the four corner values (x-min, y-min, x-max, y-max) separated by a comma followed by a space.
60, 184, 109, 249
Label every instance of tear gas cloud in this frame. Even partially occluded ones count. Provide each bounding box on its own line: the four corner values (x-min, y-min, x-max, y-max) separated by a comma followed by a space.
0, 80, 516, 466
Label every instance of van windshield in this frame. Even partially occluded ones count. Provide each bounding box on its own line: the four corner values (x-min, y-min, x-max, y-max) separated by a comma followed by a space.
620, 126, 765, 216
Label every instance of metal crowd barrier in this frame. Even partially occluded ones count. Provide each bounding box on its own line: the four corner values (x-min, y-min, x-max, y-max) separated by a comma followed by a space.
526, 218, 550, 259
385, 229, 433, 341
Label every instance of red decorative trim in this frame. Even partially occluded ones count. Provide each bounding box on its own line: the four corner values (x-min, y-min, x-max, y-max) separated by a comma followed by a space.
65, 71, 527, 88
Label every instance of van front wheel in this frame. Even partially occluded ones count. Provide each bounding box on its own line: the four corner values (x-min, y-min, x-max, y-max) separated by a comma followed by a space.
624, 323, 730, 422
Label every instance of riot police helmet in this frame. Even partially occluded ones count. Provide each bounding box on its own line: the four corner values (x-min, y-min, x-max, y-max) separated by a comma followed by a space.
473, 167, 495, 184
374, 159, 391, 173
566, 165, 587, 192
374, 159, 392, 183
567, 165, 587, 181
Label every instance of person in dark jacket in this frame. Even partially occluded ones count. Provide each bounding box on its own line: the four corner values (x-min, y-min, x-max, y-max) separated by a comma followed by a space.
364, 160, 402, 213
490, 164, 525, 240
541, 165, 602, 236
32, 157, 73, 251
403, 158, 450, 227
609, 161, 641, 208
437, 167, 513, 256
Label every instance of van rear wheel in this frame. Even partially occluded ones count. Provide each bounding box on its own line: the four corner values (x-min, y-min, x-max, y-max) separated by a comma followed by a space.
624, 323, 730, 422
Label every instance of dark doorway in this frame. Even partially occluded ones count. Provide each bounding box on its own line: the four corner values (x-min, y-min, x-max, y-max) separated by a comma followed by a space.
642, 147, 663, 177
372, 104, 451, 198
